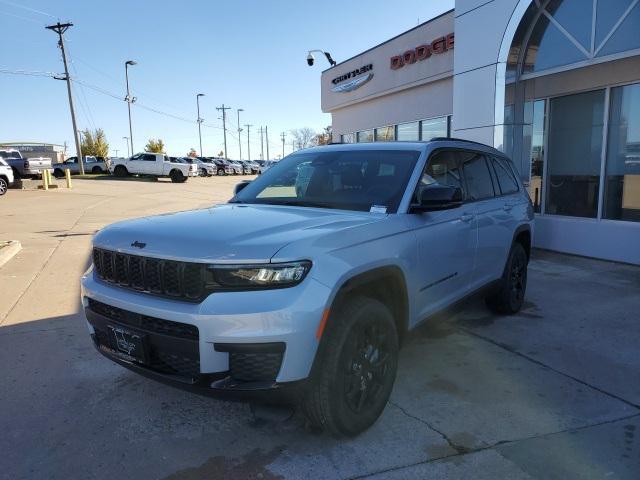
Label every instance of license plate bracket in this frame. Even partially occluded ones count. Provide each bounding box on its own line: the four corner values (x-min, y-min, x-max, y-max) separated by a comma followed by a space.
107, 325, 148, 363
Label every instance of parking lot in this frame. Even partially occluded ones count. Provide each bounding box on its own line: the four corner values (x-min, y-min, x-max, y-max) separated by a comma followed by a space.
1, 176, 639, 479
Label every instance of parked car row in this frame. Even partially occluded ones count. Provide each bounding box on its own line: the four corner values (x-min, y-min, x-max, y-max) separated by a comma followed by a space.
170, 157, 271, 176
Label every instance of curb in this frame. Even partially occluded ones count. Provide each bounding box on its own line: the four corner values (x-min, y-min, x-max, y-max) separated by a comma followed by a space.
0, 240, 22, 269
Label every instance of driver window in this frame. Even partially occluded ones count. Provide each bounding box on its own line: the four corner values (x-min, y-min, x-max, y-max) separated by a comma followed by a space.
421, 150, 465, 194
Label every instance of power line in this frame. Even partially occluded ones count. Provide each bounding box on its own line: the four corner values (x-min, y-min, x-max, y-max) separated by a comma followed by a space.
0, 0, 55, 18
0, 9, 43, 24
0, 68, 57, 77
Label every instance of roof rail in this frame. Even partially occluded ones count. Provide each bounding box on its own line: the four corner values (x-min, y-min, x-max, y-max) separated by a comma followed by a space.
429, 137, 485, 144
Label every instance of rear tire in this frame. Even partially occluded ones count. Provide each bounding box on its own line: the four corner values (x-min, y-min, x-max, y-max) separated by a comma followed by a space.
53, 169, 65, 178
485, 242, 528, 314
114, 165, 128, 178
11, 167, 21, 180
0, 177, 7, 195
302, 297, 399, 437
91, 166, 102, 174
170, 170, 184, 183
217, 168, 225, 176
200, 168, 208, 177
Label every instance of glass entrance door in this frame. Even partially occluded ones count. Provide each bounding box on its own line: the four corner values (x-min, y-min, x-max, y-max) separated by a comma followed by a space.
545, 89, 606, 218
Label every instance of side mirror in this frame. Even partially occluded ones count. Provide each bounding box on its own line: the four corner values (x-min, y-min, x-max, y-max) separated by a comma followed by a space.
410, 185, 463, 213
233, 180, 251, 195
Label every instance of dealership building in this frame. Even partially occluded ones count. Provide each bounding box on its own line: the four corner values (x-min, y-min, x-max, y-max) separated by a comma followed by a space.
321, 0, 640, 265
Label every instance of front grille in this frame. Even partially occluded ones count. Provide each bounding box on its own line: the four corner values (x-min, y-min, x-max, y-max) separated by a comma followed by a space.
88, 299, 198, 340
92, 247, 209, 302
229, 351, 284, 382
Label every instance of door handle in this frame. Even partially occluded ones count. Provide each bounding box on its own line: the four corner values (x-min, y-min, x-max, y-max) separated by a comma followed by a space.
460, 213, 475, 222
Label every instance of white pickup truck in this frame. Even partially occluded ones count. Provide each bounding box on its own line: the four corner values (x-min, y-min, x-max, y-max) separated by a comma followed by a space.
108, 152, 197, 183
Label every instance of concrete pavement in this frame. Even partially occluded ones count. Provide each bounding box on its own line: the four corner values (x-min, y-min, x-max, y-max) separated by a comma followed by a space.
1, 177, 639, 479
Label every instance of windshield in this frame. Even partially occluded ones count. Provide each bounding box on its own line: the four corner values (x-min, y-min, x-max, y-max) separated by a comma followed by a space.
231, 149, 420, 213
0, 151, 20, 159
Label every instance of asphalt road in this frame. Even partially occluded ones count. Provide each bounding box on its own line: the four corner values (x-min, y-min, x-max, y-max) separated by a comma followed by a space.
1, 177, 639, 479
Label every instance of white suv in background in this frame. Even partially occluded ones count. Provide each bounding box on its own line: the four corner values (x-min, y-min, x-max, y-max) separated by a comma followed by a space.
0, 158, 14, 195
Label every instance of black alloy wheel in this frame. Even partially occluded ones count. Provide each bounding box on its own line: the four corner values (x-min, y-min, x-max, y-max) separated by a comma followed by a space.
485, 242, 528, 314
302, 297, 399, 437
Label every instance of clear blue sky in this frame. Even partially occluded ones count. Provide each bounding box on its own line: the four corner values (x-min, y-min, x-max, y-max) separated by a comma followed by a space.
0, 0, 454, 158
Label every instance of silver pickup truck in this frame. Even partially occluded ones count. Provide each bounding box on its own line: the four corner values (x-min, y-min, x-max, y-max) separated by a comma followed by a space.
53, 156, 108, 177
0, 149, 52, 179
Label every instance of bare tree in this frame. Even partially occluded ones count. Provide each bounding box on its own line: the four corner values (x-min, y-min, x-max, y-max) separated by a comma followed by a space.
290, 127, 317, 150
315, 125, 333, 145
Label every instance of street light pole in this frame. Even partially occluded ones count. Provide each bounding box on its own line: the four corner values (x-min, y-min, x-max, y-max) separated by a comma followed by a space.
196, 93, 205, 157
236, 109, 244, 160
259, 127, 264, 160
123, 136, 130, 157
265, 125, 270, 160
244, 124, 252, 160
124, 60, 137, 155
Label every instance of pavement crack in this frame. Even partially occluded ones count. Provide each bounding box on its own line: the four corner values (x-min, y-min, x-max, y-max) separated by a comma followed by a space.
388, 400, 470, 455
458, 326, 640, 411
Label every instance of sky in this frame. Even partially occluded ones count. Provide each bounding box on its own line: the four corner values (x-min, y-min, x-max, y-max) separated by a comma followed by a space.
0, 0, 454, 158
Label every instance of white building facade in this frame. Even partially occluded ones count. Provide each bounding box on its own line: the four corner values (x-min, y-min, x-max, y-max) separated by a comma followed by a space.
321, 1, 640, 265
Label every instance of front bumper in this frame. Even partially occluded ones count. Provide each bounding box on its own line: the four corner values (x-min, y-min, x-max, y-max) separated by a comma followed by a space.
81, 268, 330, 395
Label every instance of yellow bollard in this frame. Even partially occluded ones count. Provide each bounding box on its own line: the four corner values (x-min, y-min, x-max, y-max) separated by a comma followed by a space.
42, 170, 49, 191
65, 168, 72, 189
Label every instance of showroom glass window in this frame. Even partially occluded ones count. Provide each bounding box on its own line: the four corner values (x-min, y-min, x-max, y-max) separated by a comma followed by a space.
341, 133, 355, 144
523, 0, 640, 76
420, 116, 448, 141
357, 130, 374, 143
375, 126, 395, 142
396, 122, 420, 141
545, 90, 605, 218
528, 100, 546, 212
604, 82, 640, 222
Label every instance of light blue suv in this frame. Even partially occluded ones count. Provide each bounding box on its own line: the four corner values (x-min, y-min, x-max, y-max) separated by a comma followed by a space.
81, 139, 534, 437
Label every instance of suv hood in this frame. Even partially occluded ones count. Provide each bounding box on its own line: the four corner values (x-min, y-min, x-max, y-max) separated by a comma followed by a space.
93, 204, 385, 263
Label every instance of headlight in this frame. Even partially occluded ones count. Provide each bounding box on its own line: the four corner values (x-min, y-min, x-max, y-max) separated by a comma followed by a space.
207, 261, 311, 290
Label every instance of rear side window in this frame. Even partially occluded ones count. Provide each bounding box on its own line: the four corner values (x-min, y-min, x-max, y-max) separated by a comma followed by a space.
143, 154, 157, 161
461, 153, 495, 201
491, 156, 519, 195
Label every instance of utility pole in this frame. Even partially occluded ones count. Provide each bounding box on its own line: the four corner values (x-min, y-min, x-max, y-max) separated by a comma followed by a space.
123, 136, 130, 157
46, 22, 84, 174
265, 126, 270, 160
216, 104, 231, 159
244, 124, 252, 160
196, 93, 205, 157
259, 127, 264, 160
124, 60, 137, 155
281, 132, 286, 158
236, 109, 244, 160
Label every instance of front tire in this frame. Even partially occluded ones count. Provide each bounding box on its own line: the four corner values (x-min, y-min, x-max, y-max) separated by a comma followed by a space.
114, 165, 128, 178
53, 169, 65, 178
217, 168, 225, 176
91, 166, 102, 174
200, 168, 208, 177
302, 297, 399, 437
485, 242, 528, 314
0, 177, 7, 195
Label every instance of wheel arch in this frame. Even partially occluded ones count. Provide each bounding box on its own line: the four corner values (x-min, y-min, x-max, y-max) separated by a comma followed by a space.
512, 224, 532, 261
329, 265, 409, 340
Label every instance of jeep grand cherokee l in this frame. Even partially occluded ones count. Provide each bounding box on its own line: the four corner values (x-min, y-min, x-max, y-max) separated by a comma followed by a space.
81, 139, 533, 437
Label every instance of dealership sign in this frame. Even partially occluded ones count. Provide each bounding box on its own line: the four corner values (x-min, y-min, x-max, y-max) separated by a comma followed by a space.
390, 33, 454, 70
331, 64, 373, 93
